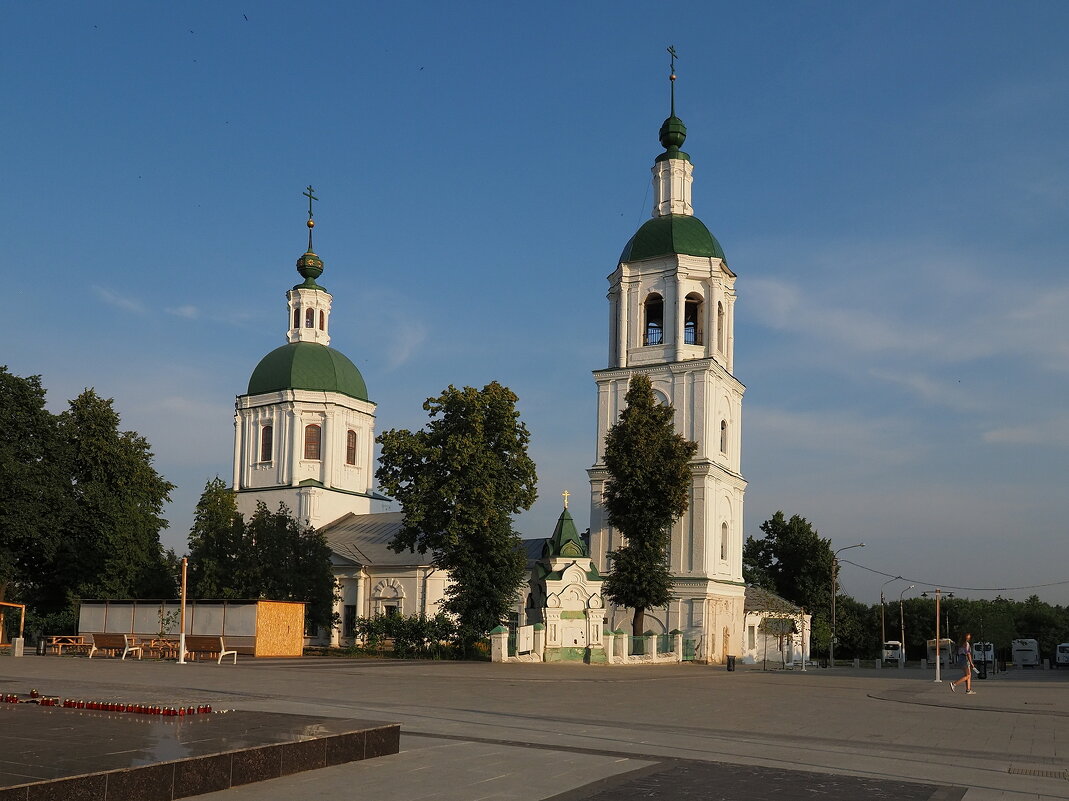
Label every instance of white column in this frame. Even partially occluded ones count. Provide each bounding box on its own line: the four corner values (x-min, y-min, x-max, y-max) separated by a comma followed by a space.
615, 284, 628, 368
321, 412, 333, 486
289, 409, 301, 486
232, 413, 243, 490
674, 273, 685, 361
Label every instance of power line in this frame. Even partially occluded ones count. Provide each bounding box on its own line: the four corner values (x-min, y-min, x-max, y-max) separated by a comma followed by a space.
838, 558, 1069, 593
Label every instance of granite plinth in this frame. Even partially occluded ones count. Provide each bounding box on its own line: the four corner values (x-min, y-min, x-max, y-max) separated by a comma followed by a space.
0, 705, 399, 801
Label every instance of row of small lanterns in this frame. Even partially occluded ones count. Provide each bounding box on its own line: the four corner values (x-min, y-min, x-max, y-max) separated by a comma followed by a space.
2, 691, 212, 715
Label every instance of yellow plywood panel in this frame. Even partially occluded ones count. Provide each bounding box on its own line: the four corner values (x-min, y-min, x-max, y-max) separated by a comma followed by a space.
254, 601, 305, 657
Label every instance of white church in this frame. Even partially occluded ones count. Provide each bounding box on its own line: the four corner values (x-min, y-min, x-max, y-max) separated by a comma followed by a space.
229, 75, 748, 661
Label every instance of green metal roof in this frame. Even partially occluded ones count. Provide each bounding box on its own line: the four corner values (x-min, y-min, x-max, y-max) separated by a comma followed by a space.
620, 214, 726, 263
542, 508, 587, 559
246, 342, 368, 400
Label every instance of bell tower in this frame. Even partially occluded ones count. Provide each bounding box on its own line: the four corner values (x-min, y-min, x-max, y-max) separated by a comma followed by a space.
587, 53, 746, 663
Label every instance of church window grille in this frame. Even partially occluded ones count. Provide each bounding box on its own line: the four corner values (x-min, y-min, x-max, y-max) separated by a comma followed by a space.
304, 424, 322, 460
259, 425, 273, 462
346, 430, 357, 465
684, 293, 704, 345
383, 603, 399, 617
747, 625, 756, 650
721, 522, 729, 561
319, 310, 325, 330
293, 309, 300, 329
716, 302, 725, 352
720, 419, 728, 454
343, 605, 357, 638
643, 293, 664, 346
305, 308, 315, 328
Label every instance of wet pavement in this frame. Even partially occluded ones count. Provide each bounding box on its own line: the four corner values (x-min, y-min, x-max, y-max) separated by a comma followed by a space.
0, 702, 398, 800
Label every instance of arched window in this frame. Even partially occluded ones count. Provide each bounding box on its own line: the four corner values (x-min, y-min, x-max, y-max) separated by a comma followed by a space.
319, 310, 325, 330
293, 308, 300, 329
259, 425, 273, 462
720, 419, 728, 453
305, 308, 315, 328
644, 293, 664, 346
721, 522, 729, 561
684, 293, 704, 345
304, 424, 321, 460
346, 430, 357, 465
716, 302, 725, 353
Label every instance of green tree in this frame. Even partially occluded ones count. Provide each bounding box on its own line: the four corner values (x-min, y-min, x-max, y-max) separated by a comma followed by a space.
600, 374, 697, 636
744, 511, 835, 614
243, 502, 338, 631
187, 477, 246, 598
40, 389, 175, 614
0, 368, 67, 627
377, 382, 537, 650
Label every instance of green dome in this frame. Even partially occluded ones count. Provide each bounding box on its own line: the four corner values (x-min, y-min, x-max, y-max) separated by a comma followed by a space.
246, 342, 368, 400
620, 214, 726, 263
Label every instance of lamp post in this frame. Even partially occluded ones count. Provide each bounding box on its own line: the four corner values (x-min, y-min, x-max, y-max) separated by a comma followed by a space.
177, 557, 188, 665
880, 575, 902, 646
921, 588, 954, 682
830, 542, 865, 667
898, 584, 914, 668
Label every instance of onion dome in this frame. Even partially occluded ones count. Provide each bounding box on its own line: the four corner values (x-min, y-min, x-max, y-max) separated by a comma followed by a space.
247, 342, 368, 401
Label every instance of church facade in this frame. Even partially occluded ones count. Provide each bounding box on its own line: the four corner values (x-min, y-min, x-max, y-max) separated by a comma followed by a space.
231, 73, 747, 660
586, 86, 747, 663
232, 204, 443, 646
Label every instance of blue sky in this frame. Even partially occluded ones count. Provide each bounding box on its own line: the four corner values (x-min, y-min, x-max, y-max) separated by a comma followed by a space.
5, 3, 1069, 607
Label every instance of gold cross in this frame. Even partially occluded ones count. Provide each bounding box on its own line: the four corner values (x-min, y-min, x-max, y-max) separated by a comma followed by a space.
562, 490, 570, 509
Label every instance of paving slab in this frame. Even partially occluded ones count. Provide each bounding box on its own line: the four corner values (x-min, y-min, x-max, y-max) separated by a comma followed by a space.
1, 656, 1066, 800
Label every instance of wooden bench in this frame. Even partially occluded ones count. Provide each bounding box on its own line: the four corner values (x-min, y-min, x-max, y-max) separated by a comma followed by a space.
87, 633, 142, 660
182, 635, 237, 664
46, 635, 88, 655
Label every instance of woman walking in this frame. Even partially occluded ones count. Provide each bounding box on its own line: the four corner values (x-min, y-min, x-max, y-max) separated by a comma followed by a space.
950, 632, 976, 694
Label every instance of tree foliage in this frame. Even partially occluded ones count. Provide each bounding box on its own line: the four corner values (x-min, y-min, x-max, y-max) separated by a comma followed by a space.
744, 511, 834, 614
0, 368, 66, 609
600, 374, 697, 635
39, 389, 176, 617
186, 490, 338, 631
376, 382, 537, 648
187, 477, 246, 599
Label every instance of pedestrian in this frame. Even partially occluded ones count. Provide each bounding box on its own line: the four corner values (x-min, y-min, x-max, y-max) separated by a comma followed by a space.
950, 632, 976, 695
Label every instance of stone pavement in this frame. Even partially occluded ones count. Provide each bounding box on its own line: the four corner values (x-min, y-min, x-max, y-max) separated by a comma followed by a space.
1, 655, 1065, 800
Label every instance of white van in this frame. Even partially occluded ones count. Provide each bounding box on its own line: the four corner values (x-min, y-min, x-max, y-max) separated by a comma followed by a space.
972, 641, 996, 665
1055, 643, 1069, 669
1011, 638, 1040, 667
926, 638, 953, 667
882, 641, 903, 663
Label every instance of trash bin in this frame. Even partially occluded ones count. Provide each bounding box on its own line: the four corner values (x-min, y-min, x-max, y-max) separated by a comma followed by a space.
726, 655, 736, 671
36, 639, 47, 656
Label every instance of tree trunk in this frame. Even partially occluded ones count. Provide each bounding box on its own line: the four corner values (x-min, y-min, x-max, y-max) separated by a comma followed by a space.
632, 607, 645, 637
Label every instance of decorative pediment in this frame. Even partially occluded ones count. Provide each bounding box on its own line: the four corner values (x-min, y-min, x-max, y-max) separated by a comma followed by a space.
371, 577, 405, 599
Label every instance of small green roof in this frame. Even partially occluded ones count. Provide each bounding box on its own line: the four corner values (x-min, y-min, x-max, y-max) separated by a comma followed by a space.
246, 342, 368, 401
543, 508, 586, 559
620, 214, 726, 264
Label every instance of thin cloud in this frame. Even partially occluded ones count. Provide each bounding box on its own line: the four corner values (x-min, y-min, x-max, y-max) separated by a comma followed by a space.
868, 369, 987, 413
92, 285, 147, 315
166, 305, 200, 319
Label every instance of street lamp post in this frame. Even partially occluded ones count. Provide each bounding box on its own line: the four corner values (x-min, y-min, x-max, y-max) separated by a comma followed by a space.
921, 588, 954, 682
830, 542, 865, 667
177, 557, 188, 665
880, 575, 902, 646
898, 584, 914, 668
